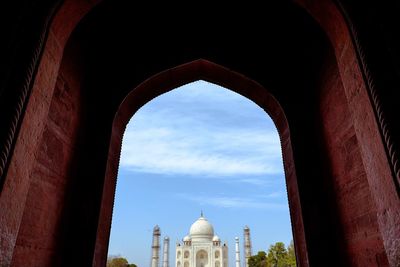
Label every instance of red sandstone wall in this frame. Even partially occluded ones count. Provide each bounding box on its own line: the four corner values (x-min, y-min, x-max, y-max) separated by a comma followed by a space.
298, 1, 400, 264
318, 55, 389, 266
11, 40, 84, 267
0, 1, 98, 266
1, 0, 397, 266
0, 30, 63, 267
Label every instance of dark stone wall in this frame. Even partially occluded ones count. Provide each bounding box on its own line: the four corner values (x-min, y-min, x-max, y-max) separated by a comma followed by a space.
0, 1, 97, 266
0, 0, 399, 266
317, 51, 389, 266
340, 0, 400, 193
10, 35, 85, 266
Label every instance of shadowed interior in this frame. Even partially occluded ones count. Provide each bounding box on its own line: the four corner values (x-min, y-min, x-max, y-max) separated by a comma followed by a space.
0, 1, 399, 267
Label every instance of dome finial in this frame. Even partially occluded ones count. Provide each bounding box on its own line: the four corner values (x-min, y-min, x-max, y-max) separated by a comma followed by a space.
189, 213, 214, 240
201, 210, 203, 217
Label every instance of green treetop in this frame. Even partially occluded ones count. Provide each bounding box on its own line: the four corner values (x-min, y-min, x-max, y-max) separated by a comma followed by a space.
248, 241, 297, 267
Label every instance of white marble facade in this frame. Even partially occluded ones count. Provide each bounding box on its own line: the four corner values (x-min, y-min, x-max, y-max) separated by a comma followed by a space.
175, 214, 228, 267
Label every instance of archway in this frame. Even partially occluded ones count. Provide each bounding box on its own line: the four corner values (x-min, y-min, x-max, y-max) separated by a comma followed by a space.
196, 250, 209, 267
107, 80, 296, 266
98, 60, 302, 266
0, 1, 398, 267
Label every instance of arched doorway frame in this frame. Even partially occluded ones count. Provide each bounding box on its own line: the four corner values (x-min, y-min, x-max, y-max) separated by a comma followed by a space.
196, 249, 209, 267
0, 0, 398, 266
94, 59, 305, 265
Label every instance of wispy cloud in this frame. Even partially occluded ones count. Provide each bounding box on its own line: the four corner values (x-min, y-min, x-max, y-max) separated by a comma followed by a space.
120, 127, 282, 177
120, 80, 284, 178
176, 193, 286, 210
256, 191, 284, 198
236, 178, 273, 186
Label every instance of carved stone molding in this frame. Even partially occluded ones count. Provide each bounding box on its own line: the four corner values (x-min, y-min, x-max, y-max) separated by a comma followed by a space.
335, 0, 400, 194
0, 1, 61, 183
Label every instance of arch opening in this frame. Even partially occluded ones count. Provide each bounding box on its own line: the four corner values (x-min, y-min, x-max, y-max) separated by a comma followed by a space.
98, 59, 304, 267
0, 1, 398, 267
107, 80, 296, 266
196, 250, 209, 267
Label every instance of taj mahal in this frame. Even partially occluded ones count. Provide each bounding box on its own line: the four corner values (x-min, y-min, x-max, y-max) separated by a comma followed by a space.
150, 213, 252, 267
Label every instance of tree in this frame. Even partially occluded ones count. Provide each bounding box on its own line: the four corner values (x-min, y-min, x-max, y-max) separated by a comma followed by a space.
285, 240, 296, 266
248, 251, 267, 267
128, 264, 137, 267
255, 241, 297, 267
266, 242, 287, 267
246, 241, 297, 267
107, 256, 129, 267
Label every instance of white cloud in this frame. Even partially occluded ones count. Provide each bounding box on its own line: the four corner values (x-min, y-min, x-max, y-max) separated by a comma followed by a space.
176, 193, 286, 210
120, 126, 283, 177
256, 192, 284, 198
119, 80, 284, 178
236, 178, 272, 186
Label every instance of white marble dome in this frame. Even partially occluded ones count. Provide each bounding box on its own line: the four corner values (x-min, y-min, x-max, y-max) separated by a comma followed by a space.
176, 214, 228, 267
189, 215, 214, 240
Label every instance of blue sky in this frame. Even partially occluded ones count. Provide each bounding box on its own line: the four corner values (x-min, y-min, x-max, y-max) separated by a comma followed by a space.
108, 81, 294, 266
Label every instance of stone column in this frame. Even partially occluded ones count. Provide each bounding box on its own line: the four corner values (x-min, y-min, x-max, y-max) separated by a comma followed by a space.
235, 237, 241, 267
243, 226, 252, 267
162, 236, 170, 267
151, 225, 161, 267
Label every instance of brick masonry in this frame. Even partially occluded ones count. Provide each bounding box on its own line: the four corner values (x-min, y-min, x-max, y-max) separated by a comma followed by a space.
0, 0, 399, 266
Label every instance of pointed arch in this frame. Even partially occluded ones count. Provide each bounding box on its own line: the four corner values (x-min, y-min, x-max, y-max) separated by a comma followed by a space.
0, 0, 398, 266
95, 59, 304, 265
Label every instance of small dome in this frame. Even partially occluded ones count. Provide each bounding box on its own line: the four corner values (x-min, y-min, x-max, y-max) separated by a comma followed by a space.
189, 215, 214, 241
212, 235, 220, 242
183, 235, 191, 241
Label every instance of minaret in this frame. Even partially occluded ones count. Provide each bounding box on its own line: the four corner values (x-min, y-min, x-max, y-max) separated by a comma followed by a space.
151, 225, 161, 267
243, 226, 252, 267
162, 236, 170, 267
235, 237, 241, 267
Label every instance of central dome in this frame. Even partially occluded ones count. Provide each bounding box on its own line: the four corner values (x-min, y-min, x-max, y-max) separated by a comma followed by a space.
189, 215, 214, 240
